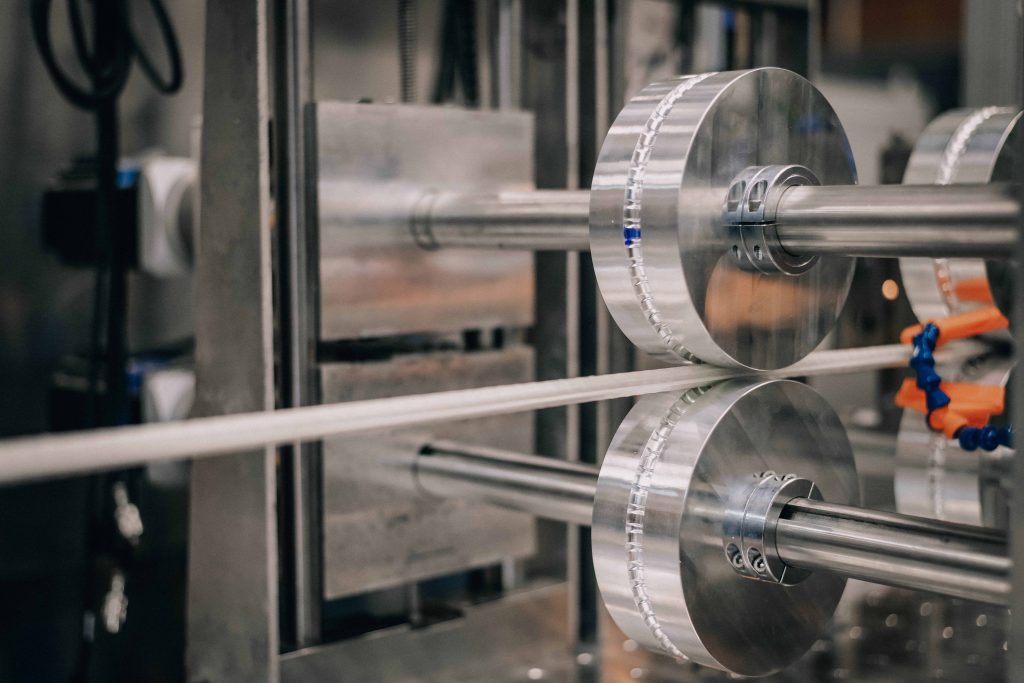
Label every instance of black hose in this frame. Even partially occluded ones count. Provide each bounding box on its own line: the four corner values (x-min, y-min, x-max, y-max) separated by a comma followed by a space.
31, 0, 182, 110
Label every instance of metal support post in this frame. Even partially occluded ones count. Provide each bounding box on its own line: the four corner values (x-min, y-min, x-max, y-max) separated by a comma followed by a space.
186, 0, 278, 680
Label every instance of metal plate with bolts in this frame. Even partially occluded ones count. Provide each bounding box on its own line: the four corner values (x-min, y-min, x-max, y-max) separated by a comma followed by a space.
592, 379, 860, 677
895, 352, 1014, 529
900, 107, 1022, 324
589, 68, 857, 370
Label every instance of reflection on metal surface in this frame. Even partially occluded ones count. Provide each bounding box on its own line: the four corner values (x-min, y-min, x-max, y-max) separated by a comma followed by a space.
590, 68, 856, 369
313, 103, 535, 339
320, 348, 536, 600
593, 380, 859, 676
774, 182, 1019, 259
777, 499, 1009, 605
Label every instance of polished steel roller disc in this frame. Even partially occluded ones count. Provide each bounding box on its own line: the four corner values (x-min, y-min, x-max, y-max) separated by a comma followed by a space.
894, 353, 1014, 529
592, 379, 860, 677
590, 68, 857, 369
900, 107, 1022, 323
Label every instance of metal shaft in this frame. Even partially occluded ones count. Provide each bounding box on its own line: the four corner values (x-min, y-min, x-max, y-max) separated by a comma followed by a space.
774, 182, 1018, 259
0, 342, 981, 485
412, 445, 1008, 605
419, 183, 1018, 259
425, 190, 591, 250
418, 440, 598, 526
776, 499, 1009, 605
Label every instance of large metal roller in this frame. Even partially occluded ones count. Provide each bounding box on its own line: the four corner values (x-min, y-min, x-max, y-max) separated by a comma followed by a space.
592, 379, 859, 676
410, 71, 1019, 371
589, 68, 857, 369
900, 106, 1022, 323
413, 380, 1009, 676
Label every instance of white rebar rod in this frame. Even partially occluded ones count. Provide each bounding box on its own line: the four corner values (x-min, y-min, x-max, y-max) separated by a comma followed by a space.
0, 342, 984, 484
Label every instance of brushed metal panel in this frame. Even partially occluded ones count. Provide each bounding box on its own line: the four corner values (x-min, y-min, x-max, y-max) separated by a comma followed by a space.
314, 103, 535, 340
321, 347, 537, 599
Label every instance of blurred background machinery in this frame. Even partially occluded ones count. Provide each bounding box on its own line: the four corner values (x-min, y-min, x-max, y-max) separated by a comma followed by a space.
0, 1, 1021, 682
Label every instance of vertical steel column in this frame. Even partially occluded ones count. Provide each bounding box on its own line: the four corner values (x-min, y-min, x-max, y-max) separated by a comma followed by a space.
187, 0, 278, 680
522, 0, 582, 657
496, 0, 522, 110
563, 0, 586, 654
575, 0, 609, 665
271, 0, 321, 651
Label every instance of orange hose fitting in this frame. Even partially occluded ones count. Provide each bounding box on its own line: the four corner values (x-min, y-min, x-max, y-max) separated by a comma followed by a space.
900, 306, 1008, 346
895, 379, 1005, 439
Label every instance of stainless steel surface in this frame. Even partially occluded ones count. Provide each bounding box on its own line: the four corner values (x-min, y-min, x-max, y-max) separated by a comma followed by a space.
590, 67, 856, 369
777, 498, 1010, 605
281, 583, 570, 682
320, 349, 536, 600
417, 440, 598, 526
900, 107, 1022, 323
416, 180, 1017, 259
186, 0, 278, 679
592, 379, 860, 676
722, 472, 821, 585
775, 182, 1019, 258
0, 342, 984, 484
725, 164, 822, 275
895, 352, 1014, 528
314, 102, 534, 340
422, 190, 590, 250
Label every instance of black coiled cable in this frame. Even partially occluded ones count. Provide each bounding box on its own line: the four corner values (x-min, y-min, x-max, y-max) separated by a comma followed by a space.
31, 0, 183, 110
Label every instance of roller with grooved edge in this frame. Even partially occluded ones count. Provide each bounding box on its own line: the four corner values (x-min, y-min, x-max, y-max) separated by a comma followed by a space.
408, 380, 1008, 677
406, 68, 1020, 369
153, 68, 1019, 369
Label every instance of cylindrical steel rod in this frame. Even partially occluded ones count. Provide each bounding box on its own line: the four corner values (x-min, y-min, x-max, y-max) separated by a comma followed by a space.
0, 341, 984, 485
419, 183, 1018, 259
426, 190, 591, 250
411, 446, 1008, 605
776, 498, 1009, 605
775, 182, 1018, 259
418, 440, 598, 526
